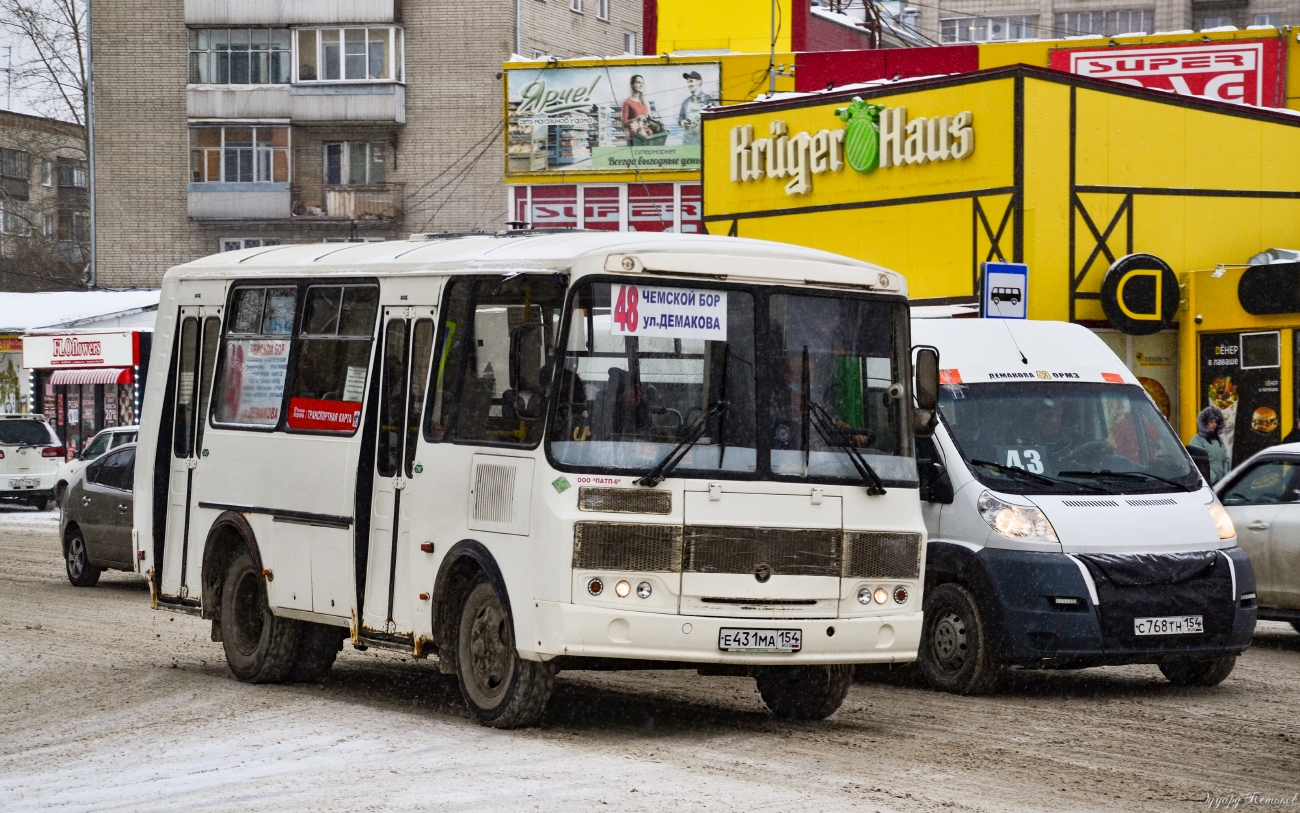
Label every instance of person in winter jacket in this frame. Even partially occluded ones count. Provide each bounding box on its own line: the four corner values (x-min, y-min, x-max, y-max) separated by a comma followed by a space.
1188, 406, 1230, 484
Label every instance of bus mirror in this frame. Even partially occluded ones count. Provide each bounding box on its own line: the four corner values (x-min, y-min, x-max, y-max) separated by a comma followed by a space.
514, 390, 545, 421
510, 324, 544, 392
914, 346, 940, 411
1185, 444, 1211, 483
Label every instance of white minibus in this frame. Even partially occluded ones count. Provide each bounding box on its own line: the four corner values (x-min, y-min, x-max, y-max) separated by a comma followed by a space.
135, 232, 940, 727
910, 317, 1255, 694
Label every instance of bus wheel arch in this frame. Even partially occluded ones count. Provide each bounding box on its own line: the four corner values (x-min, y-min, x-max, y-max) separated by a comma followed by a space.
201, 511, 263, 625
432, 540, 512, 676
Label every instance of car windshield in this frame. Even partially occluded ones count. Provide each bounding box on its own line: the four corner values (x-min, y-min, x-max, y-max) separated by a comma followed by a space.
547, 279, 915, 485
83, 433, 112, 459
0, 420, 53, 446
938, 381, 1199, 494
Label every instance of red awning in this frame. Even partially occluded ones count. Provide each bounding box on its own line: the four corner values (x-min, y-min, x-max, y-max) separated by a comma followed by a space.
47, 368, 132, 385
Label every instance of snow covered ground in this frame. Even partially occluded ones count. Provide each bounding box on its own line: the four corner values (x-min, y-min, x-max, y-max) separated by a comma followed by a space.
1, 517, 1297, 812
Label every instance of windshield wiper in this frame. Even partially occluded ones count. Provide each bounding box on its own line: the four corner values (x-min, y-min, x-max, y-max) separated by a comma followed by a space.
1057, 469, 1197, 493
969, 459, 1110, 493
636, 401, 730, 487
808, 400, 886, 495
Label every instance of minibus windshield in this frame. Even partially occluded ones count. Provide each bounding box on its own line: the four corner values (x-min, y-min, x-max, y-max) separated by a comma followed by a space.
938, 381, 1200, 494
547, 279, 916, 485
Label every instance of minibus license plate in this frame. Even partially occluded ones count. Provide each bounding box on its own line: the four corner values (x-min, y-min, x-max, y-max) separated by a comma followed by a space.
718, 628, 801, 652
1134, 615, 1204, 636
8, 478, 37, 488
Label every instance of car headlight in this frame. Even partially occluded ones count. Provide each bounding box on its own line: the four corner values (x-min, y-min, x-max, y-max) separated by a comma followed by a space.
1205, 495, 1236, 540
978, 491, 1058, 542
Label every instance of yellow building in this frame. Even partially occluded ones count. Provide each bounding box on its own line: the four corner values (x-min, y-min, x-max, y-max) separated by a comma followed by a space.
701, 65, 1300, 460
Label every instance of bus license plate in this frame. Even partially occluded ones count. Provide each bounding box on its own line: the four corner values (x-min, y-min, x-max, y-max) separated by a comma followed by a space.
1134, 615, 1204, 636
8, 478, 37, 488
718, 628, 802, 652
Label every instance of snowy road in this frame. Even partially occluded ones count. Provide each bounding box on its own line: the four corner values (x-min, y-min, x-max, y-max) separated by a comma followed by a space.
1, 512, 1298, 812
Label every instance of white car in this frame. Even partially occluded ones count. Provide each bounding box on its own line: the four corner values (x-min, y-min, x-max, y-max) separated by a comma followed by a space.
54, 425, 138, 504
0, 414, 65, 510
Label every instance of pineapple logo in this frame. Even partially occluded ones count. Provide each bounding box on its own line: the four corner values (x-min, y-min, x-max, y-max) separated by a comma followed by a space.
834, 97, 885, 174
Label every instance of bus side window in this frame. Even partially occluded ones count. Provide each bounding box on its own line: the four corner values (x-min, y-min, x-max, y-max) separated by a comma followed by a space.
425, 280, 472, 442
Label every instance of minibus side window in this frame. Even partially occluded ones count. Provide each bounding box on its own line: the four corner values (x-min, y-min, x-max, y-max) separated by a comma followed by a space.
425, 280, 472, 442
212, 285, 297, 427
285, 284, 379, 434
405, 319, 435, 474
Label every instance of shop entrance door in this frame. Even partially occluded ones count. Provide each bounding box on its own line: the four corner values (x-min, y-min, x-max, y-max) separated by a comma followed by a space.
361, 307, 436, 639
160, 307, 223, 600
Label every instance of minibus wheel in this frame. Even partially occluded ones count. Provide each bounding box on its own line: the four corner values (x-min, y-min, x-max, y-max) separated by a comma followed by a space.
64, 528, 100, 587
1158, 655, 1237, 686
918, 583, 1001, 695
455, 575, 554, 728
220, 551, 302, 684
754, 665, 853, 720
285, 623, 344, 683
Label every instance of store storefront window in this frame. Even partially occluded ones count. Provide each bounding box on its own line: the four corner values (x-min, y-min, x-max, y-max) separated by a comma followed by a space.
583, 186, 621, 231
1094, 329, 1179, 432
1200, 330, 1281, 467
510, 183, 704, 232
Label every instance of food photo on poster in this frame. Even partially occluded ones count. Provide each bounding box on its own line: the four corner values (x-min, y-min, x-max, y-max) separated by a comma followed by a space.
1200, 330, 1281, 465
507, 63, 720, 174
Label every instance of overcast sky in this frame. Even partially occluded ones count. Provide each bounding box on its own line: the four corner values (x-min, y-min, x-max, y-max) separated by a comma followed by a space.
1, 28, 63, 119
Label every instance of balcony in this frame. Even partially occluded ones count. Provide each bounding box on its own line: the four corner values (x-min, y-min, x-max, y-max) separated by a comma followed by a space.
188, 182, 292, 219
187, 84, 404, 124
292, 182, 404, 221
185, 0, 397, 26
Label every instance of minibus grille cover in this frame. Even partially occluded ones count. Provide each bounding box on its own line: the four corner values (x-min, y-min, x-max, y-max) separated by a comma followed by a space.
684, 526, 841, 577
842, 532, 923, 579
573, 522, 683, 572
578, 487, 672, 515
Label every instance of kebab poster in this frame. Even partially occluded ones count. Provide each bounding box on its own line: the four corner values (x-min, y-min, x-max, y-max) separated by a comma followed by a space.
1199, 331, 1281, 463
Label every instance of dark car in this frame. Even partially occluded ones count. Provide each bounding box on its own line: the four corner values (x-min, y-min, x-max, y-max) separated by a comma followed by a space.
61, 443, 137, 587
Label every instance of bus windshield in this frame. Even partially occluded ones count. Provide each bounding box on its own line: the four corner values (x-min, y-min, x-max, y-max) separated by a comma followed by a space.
938, 381, 1200, 494
547, 279, 916, 485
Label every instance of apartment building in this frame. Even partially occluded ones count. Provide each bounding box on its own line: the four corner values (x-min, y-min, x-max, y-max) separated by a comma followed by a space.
922, 0, 1298, 45
89, 0, 642, 288
0, 111, 90, 291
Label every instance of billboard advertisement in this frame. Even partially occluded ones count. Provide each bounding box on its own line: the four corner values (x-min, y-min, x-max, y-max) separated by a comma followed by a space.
1049, 39, 1286, 108
506, 63, 721, 175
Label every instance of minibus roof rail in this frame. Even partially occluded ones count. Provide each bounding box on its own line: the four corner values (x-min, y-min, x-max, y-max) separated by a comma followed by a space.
408, 228, 599, 242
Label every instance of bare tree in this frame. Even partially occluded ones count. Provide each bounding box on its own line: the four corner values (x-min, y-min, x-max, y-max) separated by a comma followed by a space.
0, 0, 89, 290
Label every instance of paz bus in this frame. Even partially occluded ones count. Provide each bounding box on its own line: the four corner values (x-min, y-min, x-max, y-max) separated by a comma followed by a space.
134, 232, 939, 728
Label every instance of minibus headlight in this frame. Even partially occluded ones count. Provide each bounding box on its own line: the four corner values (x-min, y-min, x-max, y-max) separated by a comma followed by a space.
1205, 496, 1236, 540
977, 491, 1059, 542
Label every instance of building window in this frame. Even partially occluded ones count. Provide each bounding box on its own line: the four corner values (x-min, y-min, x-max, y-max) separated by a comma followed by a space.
1201, 16, 1235, 28
41, 161, 53, 187
323, 141, 388, 185
598, 0, 609, 20
1053, 9, 1154, 37
296, 27, 403, 82
533, 49, 546, 59
189, 28, 291, 84
42, 214, 54, 237
57, 211, 88, 243
220, 238, 282, 252
57, 159, 87, 189
624, 31, 636, 54
940, 15, 1039, 42
1254, 12, 1281, 25
0, 147, 30, 201
190, 126, 291, 184
571, 0, 582, 12
0, 200, 32, 236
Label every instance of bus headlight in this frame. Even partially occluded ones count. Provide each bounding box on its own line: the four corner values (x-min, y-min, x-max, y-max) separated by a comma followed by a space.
978, 491, 1058, 542
1206, 496, 1236, 540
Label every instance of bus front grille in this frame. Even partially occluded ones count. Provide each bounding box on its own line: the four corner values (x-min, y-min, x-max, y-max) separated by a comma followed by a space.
572, 522, 683, 572
684, 526, 841, 577
577, 487, 672, 515
842, 532, 923, 579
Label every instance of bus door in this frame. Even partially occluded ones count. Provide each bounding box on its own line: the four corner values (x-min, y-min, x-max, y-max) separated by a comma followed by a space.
160, 305, 222, 600
361, 307, 436, 637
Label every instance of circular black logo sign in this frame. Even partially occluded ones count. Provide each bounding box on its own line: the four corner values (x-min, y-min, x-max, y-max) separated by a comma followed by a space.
754, 563, 772, 583
1100, 254, 1179, 336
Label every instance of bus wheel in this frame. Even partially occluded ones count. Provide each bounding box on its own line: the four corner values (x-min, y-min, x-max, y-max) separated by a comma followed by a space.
286, 622, 344, 683
455, 575, 554, 728
65, 530, 101, 587
918, 583, 1001, 695
220, 550, 301, 684
754, 665, 853, 720
1159, 655, 1237, 686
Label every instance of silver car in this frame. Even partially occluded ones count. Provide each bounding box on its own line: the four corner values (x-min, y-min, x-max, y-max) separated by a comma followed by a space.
60, 443, 137, 587
54, 425, 139, 504
1216, 443, 1300, 633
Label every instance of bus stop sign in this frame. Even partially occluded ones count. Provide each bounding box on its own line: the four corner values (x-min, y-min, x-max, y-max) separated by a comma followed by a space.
981, 262, 1028, 319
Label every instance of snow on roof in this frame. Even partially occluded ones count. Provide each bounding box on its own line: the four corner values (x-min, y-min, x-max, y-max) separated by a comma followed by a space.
0, 290, 160, 333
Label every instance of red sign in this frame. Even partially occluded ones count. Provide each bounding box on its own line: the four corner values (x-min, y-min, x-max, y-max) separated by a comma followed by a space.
1050, 39, 1286, 108
287, 397, 362, 432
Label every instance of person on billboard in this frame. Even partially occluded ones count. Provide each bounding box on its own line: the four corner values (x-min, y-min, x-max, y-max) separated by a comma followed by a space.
1190, 405, 1231, 483
621, 75, 665, 146
677, 70, 715, 146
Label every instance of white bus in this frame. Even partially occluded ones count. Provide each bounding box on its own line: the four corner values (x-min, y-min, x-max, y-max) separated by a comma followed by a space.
135, 232, 939, 727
